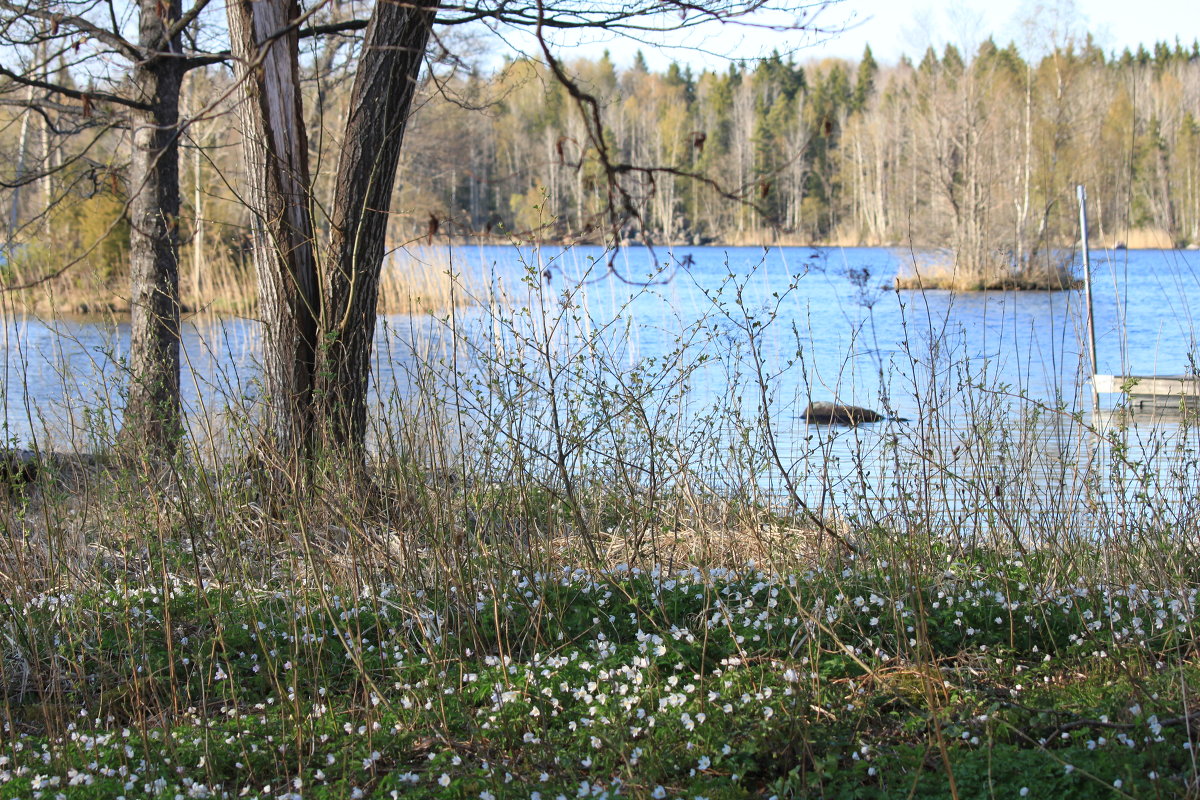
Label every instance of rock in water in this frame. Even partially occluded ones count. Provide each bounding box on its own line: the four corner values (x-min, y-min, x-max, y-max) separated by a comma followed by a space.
804, 402, 883, 425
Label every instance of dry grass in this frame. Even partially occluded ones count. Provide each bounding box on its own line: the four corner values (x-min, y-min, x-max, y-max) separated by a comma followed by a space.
377, 247, 474, 315
3, 243, 474, 319
1110, 227, 1176, 249
893, 248, 1080, 291
1, 462, 834, 599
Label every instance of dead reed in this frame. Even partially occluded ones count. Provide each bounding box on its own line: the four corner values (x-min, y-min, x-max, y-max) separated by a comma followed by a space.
893, 248, 1081, 291
1, 242, 474, 318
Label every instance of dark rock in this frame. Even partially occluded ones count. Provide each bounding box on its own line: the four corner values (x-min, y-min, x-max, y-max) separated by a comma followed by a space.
0, 449, 98, 491
804, 402, 884, 425
1, 449, 39, 487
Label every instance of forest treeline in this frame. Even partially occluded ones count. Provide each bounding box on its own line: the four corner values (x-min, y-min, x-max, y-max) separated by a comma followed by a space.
401, 38, 1200, 262
5, 35, 1200, 291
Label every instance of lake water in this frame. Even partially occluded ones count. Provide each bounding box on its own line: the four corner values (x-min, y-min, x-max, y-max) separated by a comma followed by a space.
4, 245, 1200, 539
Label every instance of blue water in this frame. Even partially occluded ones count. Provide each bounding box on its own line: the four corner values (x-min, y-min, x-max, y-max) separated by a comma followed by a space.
430, 244, 1200, 414
4, 245, 1200, 528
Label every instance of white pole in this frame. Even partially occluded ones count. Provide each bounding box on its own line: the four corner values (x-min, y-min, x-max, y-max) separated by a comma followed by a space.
1078, 185, 1099, 413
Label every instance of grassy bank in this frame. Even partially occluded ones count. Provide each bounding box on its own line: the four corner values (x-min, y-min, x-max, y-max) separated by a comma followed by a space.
1, 471, 1197, 800
2, 250, 1199, 798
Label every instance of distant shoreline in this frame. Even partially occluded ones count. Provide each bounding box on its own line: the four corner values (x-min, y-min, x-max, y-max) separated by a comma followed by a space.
436, 236, 1197, 252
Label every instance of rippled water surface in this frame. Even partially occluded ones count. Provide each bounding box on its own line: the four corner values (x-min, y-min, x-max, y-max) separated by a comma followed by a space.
5, 245, 1200, 529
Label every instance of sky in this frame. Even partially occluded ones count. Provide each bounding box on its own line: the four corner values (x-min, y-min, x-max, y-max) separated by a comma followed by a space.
524, 0, 1200, 72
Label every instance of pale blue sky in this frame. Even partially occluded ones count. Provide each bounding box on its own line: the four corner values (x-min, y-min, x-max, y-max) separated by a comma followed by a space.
530, 0, 1199, 71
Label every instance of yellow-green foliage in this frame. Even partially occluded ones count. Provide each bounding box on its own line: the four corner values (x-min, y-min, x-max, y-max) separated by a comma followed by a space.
509, 185, 553, 236
69, 189, 130, 283
10, 186, 130, 288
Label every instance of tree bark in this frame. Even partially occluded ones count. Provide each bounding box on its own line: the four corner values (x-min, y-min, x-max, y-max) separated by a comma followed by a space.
187, 69, 205, 306
6, 83, 33, 239
121, 0, 184, 452
315, 0, 439, 453
226, 0, 319, 458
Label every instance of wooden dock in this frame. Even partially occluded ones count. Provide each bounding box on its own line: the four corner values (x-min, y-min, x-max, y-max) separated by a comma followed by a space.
1078, 188, 1200, 413
1091, 375, 1200, 407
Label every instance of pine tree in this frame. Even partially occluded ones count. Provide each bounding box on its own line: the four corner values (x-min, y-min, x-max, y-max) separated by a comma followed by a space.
853, 45, 878, 111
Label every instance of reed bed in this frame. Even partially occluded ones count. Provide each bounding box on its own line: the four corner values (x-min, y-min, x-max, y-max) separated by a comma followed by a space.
1, 243, 472, 318
0, 247, 1197, 799
1112, 227, 1177, 250
894, 249, 1081, 291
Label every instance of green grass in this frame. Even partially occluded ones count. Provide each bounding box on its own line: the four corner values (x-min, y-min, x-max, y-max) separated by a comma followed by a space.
4, 249, 1200, 799
2, 551, 1197, 798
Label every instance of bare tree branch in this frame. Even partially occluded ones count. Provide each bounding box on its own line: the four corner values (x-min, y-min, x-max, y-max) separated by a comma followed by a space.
0, 64, 153, 111
0, 0, 141, 61
165, 0, 217, 42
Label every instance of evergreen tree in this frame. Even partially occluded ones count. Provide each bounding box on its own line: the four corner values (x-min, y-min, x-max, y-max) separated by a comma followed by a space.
853, 45, 877, 111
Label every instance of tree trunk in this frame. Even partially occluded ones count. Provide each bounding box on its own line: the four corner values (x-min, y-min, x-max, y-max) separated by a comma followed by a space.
315, 0, 439, 453
1157, 138, 1177, 239
121, 0, 183, 452
38, 39, 53, 229
188, 70, 205, 305
6, 84, 33, 240
226, 0, 319, 458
